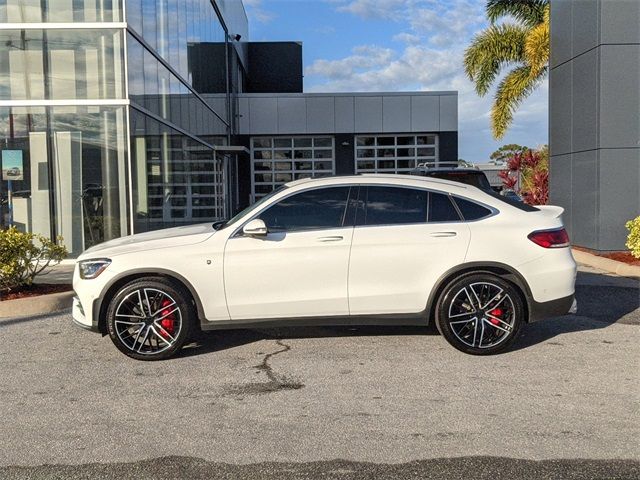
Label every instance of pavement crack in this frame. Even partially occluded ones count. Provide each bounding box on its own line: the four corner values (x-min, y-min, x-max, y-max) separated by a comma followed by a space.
225, 339, 304, 396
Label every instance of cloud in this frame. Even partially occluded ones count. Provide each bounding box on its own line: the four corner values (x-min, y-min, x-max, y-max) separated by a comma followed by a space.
244, 0, 275, 23
306, 0, 548, 161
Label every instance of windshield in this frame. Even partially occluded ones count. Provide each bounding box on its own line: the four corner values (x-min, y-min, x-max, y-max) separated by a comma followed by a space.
213, 185, 289, 230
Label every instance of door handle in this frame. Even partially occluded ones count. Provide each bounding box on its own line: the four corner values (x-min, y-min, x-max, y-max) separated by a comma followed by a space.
430, 231, 457, 238
317, 235, 344, 242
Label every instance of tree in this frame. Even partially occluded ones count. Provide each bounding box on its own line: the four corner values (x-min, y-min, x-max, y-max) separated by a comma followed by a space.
464, 0, 549, 139
490, 144, 529, 163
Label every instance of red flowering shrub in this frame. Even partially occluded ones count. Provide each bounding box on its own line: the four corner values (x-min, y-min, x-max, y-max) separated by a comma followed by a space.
500, 147, 549, 206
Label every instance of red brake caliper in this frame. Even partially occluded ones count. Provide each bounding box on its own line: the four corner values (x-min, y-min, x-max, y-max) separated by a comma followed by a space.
488, 308, 503, 325
158, 299, 175, 338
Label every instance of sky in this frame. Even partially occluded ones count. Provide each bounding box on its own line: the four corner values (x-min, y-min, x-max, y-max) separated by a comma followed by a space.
243, 0, 548, 163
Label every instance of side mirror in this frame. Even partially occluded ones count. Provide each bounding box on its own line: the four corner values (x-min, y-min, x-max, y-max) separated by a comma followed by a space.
242, 218, 268, 237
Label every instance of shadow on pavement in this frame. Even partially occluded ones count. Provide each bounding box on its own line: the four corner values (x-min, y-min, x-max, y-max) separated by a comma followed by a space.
1, 455, 638, 480
180, 269, 638, 358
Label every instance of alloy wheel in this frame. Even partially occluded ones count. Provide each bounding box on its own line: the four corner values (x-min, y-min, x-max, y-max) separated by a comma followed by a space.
113, 288, 183, 355
447, 281, 516, 349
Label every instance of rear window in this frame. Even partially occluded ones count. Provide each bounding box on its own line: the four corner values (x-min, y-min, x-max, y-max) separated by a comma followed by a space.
426, 171, 491, 190
452, 197, 493, 221
485, 190, 540, 212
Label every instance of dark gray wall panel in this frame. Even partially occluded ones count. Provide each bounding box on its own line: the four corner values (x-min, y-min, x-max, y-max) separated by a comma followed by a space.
410, 95, 439, 132
550, 61, 572, 156
249, 97, 278, 134
572, 0, 599, 56
550, 0, 572, 68
306, 96, 334, 134
571, 48, 598, 152
600, 0, 640, 44
335, 134, 355, 175
354, 96, 383, 132
599, 45, 640, 149
238, 96, 250, 133
277, 97, 306, 133
335, 96, 355, 133
382, 96, 410, 133
549, 154, 573, 239
438, 132, 458, 163
598, 149, 640, 250
439, 95, 458, 131
570, 150, 598, 248
246, 42, 303, 93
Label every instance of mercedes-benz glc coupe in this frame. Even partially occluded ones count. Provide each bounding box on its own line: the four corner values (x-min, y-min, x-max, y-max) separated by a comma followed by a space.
73, 175, 577, 360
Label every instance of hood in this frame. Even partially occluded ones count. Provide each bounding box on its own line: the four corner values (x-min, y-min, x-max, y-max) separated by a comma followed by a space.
78, 223, 216, 260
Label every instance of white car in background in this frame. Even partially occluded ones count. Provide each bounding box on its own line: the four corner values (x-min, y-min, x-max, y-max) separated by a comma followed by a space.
73, 175, 577, 360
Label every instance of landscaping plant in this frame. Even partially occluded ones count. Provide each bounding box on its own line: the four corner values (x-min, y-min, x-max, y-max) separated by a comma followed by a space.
626, 216, 640, 259
498, 147, 549, 206
0, 227, 68, 292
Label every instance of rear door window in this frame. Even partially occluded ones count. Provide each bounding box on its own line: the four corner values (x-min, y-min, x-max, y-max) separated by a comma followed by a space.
428, 192, 461, 222
358, 186, 428, 226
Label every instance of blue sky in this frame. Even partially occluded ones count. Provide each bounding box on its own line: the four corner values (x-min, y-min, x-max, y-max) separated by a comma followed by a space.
243, 0, 548, 163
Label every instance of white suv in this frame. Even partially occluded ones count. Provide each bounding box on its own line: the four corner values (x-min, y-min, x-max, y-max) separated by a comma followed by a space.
73, 175, 577, 360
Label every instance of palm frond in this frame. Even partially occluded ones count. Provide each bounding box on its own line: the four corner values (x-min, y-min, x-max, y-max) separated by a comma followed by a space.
491, 65, 547, 139
486, 0, 548, 28
464, 23, 528, 96
524, 5, 549, 77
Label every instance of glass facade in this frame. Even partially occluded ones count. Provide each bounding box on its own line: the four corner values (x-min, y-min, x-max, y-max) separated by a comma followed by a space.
354, 134, 439, 174
0, 0, 239, 255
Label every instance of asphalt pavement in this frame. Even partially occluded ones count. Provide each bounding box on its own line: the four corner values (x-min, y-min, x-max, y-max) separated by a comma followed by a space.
0, 266, 638, 479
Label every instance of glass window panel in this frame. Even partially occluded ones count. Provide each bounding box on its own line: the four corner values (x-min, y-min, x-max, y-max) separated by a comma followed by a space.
314, 161, 332, 171
259, 187, 349, 232
397, 148, 415, 157
377, 137, 394, 146
274, 173, 292, 183
397, 136, 414, 145
417, 135, 436, 145
274, 138, 292, 148
378, 148, 395, 157
356, 149, 374, 158
377, 160, 395, 169
1, 0, 122, 22
254, 162, 271, 171
417, 147, 436, 157
313, 137, 332, 148
294, 150, 312, 159
361, 187, 427, 226
294, 138, 312, 148
273, 150, 292, 160
274, 162, 292, 170
314, 149, 332, 159
429, 192, 461, 222
254, 173, 273, 183
356, 137, 375, 146
295, 161, 312, 171
253, 138, 272, 148
357, 160, 375, 170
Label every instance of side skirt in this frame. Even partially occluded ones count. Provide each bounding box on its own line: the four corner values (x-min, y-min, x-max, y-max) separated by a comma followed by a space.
199, 312, 429, 331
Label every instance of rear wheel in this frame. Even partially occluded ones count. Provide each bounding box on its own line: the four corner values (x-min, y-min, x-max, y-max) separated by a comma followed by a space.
435, 273, 524, 355
106, 277, 194, 360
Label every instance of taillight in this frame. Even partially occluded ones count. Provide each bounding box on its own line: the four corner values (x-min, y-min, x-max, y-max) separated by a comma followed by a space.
528, 228, 570, 248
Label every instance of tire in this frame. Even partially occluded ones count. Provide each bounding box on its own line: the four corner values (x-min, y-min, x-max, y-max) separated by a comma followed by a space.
106, 277, 195, 361
435, 273, 524, 355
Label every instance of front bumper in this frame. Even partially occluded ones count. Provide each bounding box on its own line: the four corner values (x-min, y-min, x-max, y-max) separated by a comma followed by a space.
72, 295, 100, 333
529, 294, 577, 322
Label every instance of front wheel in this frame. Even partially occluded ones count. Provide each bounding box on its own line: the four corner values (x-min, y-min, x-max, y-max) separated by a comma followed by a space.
106, 277, 194, 361
435, 273, 524, 355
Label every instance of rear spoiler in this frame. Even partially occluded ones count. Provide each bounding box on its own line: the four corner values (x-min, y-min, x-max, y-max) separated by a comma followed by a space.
534, 205, 564, 219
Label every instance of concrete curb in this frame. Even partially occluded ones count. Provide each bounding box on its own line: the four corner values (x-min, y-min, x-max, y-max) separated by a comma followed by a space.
0, 291, 74, 319
572, 249, 640, 279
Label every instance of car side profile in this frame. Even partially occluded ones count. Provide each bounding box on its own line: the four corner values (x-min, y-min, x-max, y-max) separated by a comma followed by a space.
72, 175, 577, 360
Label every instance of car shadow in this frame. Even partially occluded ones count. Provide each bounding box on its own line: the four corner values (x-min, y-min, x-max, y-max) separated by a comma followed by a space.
178, 270, 638, 358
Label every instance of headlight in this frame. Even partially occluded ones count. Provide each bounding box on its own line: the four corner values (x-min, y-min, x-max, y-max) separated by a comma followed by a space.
78, 259, 111, 279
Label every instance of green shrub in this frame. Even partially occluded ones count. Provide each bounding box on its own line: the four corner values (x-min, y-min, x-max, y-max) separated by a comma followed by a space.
626, 216, 640, 259
0, 227, 68, 292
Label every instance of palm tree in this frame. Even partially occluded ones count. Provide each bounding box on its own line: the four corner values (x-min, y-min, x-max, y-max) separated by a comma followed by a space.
464, 0, 549, 139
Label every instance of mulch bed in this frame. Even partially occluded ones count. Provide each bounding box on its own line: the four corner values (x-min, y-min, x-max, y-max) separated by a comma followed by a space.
0, 284, 73, 302
573, 246, 640, 266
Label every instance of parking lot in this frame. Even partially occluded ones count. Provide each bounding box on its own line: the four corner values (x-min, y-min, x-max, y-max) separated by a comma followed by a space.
0, 265, 638, 479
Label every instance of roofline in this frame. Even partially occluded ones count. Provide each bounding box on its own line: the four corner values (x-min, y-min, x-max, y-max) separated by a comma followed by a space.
284, 174, 470, 191
237, 91, 458, 98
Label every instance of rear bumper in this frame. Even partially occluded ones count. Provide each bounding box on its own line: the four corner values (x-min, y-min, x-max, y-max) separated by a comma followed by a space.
529, 294, 576, 322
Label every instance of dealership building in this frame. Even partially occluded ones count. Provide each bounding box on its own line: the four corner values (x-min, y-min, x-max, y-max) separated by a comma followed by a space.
0, 0, 458, 256
550, 0, 640, 251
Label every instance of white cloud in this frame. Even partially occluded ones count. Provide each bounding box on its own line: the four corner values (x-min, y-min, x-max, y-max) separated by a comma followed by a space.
244, 0, 275, 23
306, 0, 548, 161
